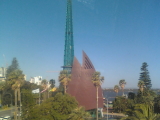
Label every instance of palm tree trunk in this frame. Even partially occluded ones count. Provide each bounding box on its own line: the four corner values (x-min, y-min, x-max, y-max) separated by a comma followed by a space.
96, 87, 98, 120
122, 88, 124, 96
64, 85, 66, 94
14, 89, 17, 120
18, 88, 20, 120
0, 92, 2, 107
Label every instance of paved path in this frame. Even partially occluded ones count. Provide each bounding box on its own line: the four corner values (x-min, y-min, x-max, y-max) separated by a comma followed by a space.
103, 112, 126, 117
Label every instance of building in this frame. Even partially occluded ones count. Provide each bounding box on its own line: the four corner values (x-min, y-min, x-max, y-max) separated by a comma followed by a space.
63, 0, 104, 116
30, 76, 42, 85
67, 51, 103, 111
0, 67, 7, 81
63, 0, 74, 71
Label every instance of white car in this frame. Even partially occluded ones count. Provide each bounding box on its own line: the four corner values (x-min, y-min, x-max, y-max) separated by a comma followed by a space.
2, 116, 11, 120
0, 117, 4, 120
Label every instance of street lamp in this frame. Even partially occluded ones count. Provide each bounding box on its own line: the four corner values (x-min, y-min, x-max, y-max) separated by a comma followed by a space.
105, 97, 115, 120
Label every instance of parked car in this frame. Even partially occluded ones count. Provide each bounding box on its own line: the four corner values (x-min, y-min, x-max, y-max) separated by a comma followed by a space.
3, 116, 11, 120
0, 117, 4, 120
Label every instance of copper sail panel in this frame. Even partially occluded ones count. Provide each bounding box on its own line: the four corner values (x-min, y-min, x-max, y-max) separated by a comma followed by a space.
67, 51, 103, 110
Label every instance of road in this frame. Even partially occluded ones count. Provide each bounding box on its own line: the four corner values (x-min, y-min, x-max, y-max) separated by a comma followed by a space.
0, 108, 14, 117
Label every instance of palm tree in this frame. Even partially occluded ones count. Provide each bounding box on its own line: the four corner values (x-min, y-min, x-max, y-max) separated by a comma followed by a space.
114, 85, 119, 96
8, 69, 25, 120
0, 81, 5, 107
92, 72, 104, 120
123, 104, 160, 120
119, 79, 126, 96
138, 80, 145, 95
58, 70, 71, 94
41, 79, 48, 89
41, 79, 48, 100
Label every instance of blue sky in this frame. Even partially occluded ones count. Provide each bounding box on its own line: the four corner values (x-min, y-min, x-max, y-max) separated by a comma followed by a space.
1, 0, 160, 88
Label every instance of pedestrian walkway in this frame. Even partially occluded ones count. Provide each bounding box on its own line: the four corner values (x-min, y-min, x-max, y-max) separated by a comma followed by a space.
103, 112, 125, 117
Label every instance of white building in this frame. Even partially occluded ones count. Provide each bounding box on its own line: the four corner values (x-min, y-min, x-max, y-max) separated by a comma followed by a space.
0, 67, 7, 81
30, 76, 42, 85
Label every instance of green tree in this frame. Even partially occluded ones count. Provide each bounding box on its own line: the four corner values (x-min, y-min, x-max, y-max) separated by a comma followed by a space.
7, 69, 25, 120
41, 79, 48, 101
58, 70, 71, 94
27, 93, 78, 120
136, 89, 156, 106
138, 80, 145, 95
139, 62, 152, 89
114, 85, 120, 96
49, 79, 56, 97
154, 95, 160, 113
5, 58, 22, 107
49, 79, 55, 88
68, 106, 91, 120
41, 79, 48, 89
0, 81, 5, 107
122, 104, 160, 120
92, 71, 104, 120
119, 79, 126, 96
113, 96, 127, 113
6, 57, 19, 78
21, 89, 36, 120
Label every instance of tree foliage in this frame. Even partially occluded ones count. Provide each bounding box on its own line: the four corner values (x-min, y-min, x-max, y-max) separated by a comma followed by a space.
49, 79, 55, 88
68, 106, 91, 120
26, 93, 84, 120
92, 72, 104, 87
119, 79, 126, 95
122, 104, 160, 120
113, 96, 134, 113
59, 70, 71, 94
154, 95, 160, 113
114, 85, 120, 96
139, 62, 152, 89
136, 89, 156, 106
138, 80, 145, 94
6, 57, 19, 78
0, 81, 5, 106
21, 89, 36, 120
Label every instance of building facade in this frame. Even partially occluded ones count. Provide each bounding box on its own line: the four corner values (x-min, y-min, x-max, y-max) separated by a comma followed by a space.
30, 76, 42, 85
0, 67, 7, 81
67, 51, 104, 110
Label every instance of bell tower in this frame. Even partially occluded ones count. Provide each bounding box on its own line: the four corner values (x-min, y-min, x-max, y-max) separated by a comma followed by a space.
63, 0, 74, 71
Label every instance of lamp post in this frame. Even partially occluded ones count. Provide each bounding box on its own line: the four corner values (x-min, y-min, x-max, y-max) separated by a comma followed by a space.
106, 98, 108, 120
106, 97, 115, 120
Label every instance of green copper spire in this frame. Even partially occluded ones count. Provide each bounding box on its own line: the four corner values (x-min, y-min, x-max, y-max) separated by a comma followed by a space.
63, 0, 74, 70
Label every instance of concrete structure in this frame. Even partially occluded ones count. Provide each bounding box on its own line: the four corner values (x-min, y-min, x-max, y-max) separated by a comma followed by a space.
30, 76, 42, 85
